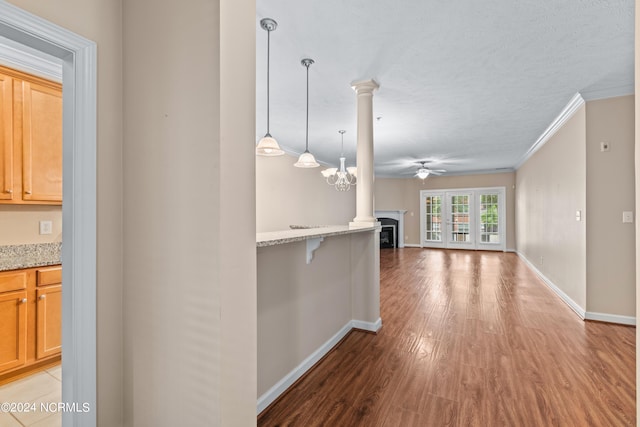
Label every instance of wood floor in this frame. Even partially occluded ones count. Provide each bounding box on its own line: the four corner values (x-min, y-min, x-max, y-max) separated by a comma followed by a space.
258, 248, 636, 426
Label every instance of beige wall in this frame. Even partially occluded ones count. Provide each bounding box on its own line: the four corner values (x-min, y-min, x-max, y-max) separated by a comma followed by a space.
375, 172, 516, 249
0, 206, 62, 244
257, 153, 356, 232
586, 95, 635, 317
6, 0, 124, 425
257, 230, 379, 400
516, 105, 587, 310
123, 1, 256, 426
258, 236, 352, 396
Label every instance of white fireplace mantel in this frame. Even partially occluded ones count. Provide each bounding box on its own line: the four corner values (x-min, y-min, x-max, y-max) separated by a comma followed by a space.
375, 210, 408, 248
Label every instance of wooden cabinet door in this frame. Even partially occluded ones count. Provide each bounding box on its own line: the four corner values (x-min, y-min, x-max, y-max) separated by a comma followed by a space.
21, 80, 62, 202
0, 290, 27, 373
0, 72, 13, 201
36, 284, 61, 359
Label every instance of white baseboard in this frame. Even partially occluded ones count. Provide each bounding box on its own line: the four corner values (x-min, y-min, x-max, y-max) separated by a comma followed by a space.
352, 317, 382, 332
585, 312, 636, 326
257, 318, 382, 414
516, 252, 586, 319
505, 248, 517, 253
403, 243, 421, 248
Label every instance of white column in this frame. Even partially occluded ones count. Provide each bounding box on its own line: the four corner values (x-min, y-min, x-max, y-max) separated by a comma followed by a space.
350, 79, 379, 226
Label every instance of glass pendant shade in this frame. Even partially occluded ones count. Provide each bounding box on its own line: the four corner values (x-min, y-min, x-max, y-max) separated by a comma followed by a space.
256, 134, 284, 156
321, 167, 338, 178
294, 151, 320, 168
346, 166, 357, 176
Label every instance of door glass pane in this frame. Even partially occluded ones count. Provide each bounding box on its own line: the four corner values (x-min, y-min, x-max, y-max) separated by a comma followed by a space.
424, 195, 442, 242
450, 195, 470, 242
480, 193, 500, 243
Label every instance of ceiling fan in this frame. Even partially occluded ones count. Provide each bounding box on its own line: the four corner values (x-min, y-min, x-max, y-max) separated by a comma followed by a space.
415, 161, 446, 180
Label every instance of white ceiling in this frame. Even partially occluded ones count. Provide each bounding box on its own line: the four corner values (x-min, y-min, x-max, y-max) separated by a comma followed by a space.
255, 0, 634, 177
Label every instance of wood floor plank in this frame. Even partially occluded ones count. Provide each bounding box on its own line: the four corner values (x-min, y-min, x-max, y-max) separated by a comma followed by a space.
258, 248, 636, 426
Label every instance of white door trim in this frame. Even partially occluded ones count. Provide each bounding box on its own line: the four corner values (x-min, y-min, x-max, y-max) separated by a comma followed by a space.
0, 2, 97, 426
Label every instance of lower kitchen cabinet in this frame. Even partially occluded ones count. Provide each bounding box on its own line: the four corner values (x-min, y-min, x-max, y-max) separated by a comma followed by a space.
0, 265, 61, 384
0, 289, 27, 372
36, 284, 61, 359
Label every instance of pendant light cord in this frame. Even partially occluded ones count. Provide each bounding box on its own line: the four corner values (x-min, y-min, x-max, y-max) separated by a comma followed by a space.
305, 61, 309, 152
266, 28, 271, 135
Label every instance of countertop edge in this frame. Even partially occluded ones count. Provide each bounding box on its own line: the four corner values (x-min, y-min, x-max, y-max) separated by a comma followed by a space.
257, 225, 380, 248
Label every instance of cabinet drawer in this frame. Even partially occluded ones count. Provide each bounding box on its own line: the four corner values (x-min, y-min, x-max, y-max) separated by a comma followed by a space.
0, 271, 27, 293
36, 266, 61, 286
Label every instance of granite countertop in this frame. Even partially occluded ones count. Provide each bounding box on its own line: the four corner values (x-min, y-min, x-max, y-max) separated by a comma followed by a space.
0, 242, 62, 272
257, 224, 380, 248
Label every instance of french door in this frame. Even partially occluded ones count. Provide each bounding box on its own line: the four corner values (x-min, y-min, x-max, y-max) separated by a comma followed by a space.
420, 187, 505, 251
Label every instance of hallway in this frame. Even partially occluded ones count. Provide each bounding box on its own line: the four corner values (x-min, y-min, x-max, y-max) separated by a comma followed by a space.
258, 248, 635, 426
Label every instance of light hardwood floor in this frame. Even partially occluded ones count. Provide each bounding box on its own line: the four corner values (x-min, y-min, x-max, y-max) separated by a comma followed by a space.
258, 248, 636, 426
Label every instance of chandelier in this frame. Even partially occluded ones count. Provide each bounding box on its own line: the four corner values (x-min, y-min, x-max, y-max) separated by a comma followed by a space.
321, 130, 357, 191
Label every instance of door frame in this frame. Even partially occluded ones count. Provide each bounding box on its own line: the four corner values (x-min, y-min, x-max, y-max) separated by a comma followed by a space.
420, 187, 506, 251
0, 3, 97, 426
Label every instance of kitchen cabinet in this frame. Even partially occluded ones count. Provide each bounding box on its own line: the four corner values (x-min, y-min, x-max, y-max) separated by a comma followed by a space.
36, 268, 62, 359
0, 265, 61, 384
0, 65, 62, 205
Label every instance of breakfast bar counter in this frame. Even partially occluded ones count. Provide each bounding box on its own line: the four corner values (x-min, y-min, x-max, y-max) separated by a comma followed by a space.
256, 224, 381, 414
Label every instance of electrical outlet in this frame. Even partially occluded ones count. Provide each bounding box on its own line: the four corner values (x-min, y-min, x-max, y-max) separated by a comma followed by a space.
39, 220, 53, 235
623, 211, 633, 223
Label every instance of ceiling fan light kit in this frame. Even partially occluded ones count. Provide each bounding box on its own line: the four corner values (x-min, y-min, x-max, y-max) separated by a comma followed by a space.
415, 161, 446, 180
256, 18, 285, 156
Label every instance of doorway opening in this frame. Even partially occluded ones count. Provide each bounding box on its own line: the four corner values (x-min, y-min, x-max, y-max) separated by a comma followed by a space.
0, 3, 97, 426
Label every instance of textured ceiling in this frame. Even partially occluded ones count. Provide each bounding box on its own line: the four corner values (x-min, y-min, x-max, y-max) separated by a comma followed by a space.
256, 0, 634, 177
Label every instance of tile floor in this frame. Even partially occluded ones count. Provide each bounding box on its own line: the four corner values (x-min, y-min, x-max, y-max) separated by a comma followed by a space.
0, 366, 61, 427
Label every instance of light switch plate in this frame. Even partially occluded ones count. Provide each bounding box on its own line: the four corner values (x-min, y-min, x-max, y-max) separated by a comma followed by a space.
39, 220, 52, 235
623, 211, 633, 223
575, 210, 581, 221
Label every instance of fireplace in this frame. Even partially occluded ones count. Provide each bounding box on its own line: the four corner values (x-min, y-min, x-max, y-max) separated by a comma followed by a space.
375, 210, 407, 248
378, 217, 398, 249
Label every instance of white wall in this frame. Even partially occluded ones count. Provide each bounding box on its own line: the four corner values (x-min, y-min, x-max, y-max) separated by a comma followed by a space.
256, 153, 356, 232
516, 106, 587, 310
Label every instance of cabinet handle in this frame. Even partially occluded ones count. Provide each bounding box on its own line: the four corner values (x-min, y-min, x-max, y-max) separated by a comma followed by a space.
39, 295, 46, 300
20, 298, 27, 304
4, 189, 11, 194
24, 191, 32, 195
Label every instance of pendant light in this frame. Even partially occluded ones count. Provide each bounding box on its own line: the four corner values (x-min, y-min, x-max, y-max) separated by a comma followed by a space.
256, 18, 284, 156
294, 58, 320, 168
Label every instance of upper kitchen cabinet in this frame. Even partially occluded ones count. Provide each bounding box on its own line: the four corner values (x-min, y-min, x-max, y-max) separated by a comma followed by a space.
0, 66, 62, 205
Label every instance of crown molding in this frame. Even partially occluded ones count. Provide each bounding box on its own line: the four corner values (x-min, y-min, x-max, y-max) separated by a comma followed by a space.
580, 84, 634, 101
515, 93, 585, 170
